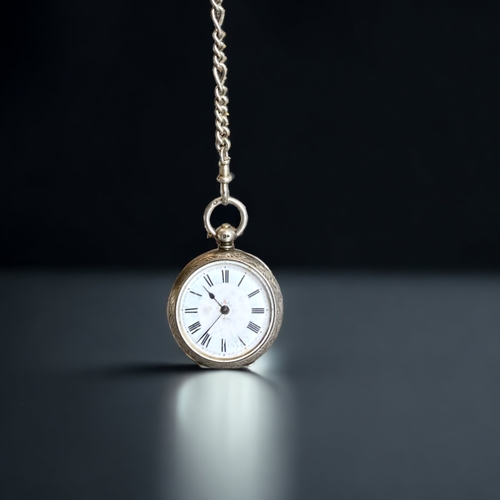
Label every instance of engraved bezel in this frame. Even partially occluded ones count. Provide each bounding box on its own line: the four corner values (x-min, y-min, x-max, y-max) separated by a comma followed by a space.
167, 248, 283, 369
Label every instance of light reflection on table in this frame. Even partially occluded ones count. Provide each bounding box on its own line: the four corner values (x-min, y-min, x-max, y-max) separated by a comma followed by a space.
162, 353, 294, 500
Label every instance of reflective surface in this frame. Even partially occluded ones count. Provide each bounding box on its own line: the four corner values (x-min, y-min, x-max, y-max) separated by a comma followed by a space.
164, 365, 293, 500
1, 271, 500, 499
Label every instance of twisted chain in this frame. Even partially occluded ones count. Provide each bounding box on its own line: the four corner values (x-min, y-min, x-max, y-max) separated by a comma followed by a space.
211, 0, 233, 205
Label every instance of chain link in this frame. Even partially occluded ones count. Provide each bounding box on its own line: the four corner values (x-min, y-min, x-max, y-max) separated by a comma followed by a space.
211, 0, 233, 205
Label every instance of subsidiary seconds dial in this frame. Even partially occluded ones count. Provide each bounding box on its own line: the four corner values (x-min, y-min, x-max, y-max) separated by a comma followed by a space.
176, 260, 273, 362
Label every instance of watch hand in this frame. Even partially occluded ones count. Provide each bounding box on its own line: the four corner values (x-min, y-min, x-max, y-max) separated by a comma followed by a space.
203, 285, 224, 307
203, 314, 222, 335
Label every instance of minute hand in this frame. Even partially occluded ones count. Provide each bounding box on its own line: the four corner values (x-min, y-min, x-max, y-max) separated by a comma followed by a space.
203, 314, 222, 335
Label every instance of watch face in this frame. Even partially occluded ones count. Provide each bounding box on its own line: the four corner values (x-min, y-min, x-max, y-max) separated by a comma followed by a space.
176, 259, 274, 362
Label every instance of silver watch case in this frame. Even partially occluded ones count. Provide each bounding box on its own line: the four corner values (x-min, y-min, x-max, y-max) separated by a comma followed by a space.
167, 248, 283, 369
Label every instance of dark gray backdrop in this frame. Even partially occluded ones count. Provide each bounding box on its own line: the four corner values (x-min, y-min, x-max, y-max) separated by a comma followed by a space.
1, 0, 499, 269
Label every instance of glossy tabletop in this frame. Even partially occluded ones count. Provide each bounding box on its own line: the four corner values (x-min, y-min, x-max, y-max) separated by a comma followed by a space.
1, 271, 499, 499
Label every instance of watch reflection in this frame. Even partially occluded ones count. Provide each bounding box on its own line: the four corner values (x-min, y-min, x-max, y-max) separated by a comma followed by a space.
163, 356, 293, 500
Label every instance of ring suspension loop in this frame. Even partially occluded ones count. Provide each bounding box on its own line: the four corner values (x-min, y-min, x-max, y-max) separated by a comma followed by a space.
211, 0, 234, 206
204, 196, 249, 239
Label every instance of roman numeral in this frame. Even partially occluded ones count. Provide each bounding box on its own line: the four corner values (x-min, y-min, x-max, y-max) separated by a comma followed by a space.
188, 321, 201, 334
198, 332, 212, 347
248, 289, 260, 298
203, 275, 214, 287
247, 321, 261, 334
238, 336, 246, 346
221, 339, 227, 353
185, 308, 198, 314
238, 275, 246, 287
222, 269, 229, 283
252, 308, 265, 314
189, 290, 202, 297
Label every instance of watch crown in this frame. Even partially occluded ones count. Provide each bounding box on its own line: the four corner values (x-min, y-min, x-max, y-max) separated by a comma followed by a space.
215, 223, 237, 249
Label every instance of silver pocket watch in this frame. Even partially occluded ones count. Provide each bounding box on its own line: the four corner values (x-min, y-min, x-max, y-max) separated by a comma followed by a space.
167, 197, 283, 369
166, 0, 283, 368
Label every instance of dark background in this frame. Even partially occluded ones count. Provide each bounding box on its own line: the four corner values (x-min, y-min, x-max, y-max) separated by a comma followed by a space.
1, 0, 500, 269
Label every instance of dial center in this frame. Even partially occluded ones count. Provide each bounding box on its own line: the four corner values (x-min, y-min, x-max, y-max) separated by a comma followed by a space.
220, 305, 230, 315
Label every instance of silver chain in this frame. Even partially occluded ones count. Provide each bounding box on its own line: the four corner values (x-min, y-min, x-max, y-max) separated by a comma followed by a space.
211, 0, 233, 205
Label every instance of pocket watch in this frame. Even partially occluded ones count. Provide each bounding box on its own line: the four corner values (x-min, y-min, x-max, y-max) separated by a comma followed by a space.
166, 0, 283, 369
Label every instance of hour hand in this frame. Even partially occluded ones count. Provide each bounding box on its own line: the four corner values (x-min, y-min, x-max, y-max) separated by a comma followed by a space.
203, 285, 223, 307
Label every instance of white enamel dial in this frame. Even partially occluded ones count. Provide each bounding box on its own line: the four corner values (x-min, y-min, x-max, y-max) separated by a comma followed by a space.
176, 260, 274, 362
